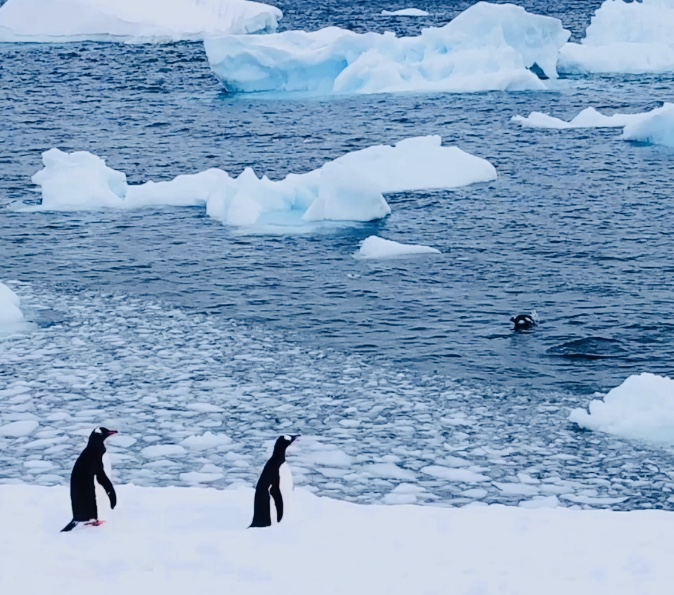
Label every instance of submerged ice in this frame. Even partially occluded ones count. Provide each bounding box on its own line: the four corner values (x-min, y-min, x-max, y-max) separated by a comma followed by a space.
558, 0, 674, 74
205, 2, 569, 95
0, 0, 282, 43
25, 137, 497, 228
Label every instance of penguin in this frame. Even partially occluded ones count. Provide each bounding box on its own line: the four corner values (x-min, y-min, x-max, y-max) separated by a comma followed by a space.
60, 427, 118, 532
511, 313, 538, 331
249, 435, 299, 528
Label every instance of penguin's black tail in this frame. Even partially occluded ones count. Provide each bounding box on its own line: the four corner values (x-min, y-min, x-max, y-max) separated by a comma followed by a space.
60, 519, 78, 532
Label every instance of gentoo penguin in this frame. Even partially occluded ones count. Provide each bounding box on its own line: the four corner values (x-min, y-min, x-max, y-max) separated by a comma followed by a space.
249, 435, 299, 528
60, 427, 118, 532
511, 313, 538, 331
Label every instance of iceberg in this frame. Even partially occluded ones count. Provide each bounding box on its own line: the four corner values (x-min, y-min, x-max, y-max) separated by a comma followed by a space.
570, 373, 674, 443
381, 8, 430, 17
0, 0, 282, 43
0, 282, 26, 334
558, 0, 674, 74
205, 2, 570, 96
513, 103, 674, 147
2, 484, 674, 594
25, 137, 497, 229
355, 235, 441, 259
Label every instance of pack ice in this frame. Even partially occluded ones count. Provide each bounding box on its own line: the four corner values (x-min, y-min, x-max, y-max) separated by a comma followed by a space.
0, 0, 282, 43
25, 136, 497, 229
558, 0, 674, 74
205, 1, 570, 95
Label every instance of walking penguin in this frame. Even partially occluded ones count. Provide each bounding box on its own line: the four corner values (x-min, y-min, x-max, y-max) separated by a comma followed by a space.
60, 427, 118, 532
250, 435, 300, 528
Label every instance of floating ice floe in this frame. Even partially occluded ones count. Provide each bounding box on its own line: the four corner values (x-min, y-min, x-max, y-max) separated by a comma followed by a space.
24, 137, 496, 229
558, 0, 674, 74
355, 235, 440, 259
6, 484, 673, 594
381, 8, 429, 17
0, 282, 27, 335
569, 373, 674, 443
0, 0, 282, 43
513, 103, 674, 147
205, 1, 569, 95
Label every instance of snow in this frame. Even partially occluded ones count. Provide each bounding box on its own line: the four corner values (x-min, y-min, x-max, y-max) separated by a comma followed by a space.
355, 235, 440, 259
569, 373, 674, 443
0, 282, 25, 333
381, 8, 429, 17
4, 484, 674, 594
0, 420, 39, 437
558, 0, 674, 74
513, 103, 674, 148
205, 2, 569, 96
0, 0, 282, 43
24, 137, 496, 229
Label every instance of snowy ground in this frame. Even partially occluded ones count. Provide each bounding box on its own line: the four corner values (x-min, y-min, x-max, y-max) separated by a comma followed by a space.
2, 484, 674, 594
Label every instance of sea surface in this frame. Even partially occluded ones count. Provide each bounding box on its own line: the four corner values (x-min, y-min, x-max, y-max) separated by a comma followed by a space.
1, 0, 674, 509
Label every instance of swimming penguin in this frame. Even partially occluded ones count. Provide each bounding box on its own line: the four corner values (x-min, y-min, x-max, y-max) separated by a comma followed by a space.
511, 313, 538, 331
60, 427, 118, 532
249, 435, 299, 528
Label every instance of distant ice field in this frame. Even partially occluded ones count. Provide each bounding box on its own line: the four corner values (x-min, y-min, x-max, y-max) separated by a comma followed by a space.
2, 0, 674, 510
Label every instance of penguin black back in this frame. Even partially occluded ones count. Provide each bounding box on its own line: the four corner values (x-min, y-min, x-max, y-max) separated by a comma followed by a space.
61, 427, 118, 532
511, 313, 537, 331
249, 435, 299, 528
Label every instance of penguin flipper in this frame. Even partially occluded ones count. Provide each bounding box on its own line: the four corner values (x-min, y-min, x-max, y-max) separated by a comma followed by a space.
270, 484, 284, 523
60, 519, 78, 532
96, 467, 117, 509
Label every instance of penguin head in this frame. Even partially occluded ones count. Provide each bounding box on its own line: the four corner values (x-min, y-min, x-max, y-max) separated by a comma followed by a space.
90, 427, 119, 442
273, 434, 300, 456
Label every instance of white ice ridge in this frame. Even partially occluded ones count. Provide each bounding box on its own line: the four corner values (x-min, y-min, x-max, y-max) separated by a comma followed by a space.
0, 282, 25, 333
205, 2, 569, 95
3, 485, 674, 594
26, 137, 497, 228
512, 103, 674, 147
0, 0, 282, 43
355, 235, 440, 259
381, 8, 429, 16
558, 0, 674, 74
570, 373, 674, 443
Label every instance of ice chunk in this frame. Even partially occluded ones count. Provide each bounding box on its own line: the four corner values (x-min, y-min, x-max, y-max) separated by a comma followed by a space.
569, 373, 674, 442
0, 282, 25, 332
25, 137, 496, 230
0, 0, 282, 43
421, 466, 489, 482
381, 8, 429, 17
621, 103, 674, 147
205, 2, 569, 96
0, 420, 39, 437
141, 444, 187, 458
512, 107, 644, 129
180, 432, 233, 451
558, 0, 674, 74
355, 236, 440, 259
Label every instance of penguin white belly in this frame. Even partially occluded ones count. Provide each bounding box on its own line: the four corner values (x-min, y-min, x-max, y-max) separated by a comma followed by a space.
275, 461, 294, 524
94, 453, 112, 520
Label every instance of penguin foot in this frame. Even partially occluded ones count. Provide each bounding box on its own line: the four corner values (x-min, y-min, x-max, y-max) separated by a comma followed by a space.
84, 520, 106, 527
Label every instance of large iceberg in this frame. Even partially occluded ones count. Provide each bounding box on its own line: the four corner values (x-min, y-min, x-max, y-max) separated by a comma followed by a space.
2, 484, 674, 594
0, 0, 282, 43
205, 2, 570, 95
570, 373, 674, 443
512, 103, 674, 148
558, 0, 674, 74
25, 137, 496, 229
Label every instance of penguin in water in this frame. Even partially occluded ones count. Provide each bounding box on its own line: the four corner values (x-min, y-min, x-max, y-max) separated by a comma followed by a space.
61, 427, 118, 532
250, 435, 300, 528
511, 312, 538, 332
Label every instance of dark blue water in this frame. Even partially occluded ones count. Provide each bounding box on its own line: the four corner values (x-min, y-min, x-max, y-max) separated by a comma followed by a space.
2, 0, 674, 508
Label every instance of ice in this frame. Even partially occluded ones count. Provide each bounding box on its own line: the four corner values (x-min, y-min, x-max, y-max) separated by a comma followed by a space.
4, 484, 674, 594
381, 8, 429, 17
569, 373, 674, 443
141, 444, 187, 458
0, 282, 26, 334
0, 0, 282, 43
513, 103, 674, 148
421, 466, 489, 482
24, 137, 496, 229
0, 420, 39, 437
558, 0, 674, 74
205, 2, 569, 96
181, 432, 233, 451
355, 235, 440, 259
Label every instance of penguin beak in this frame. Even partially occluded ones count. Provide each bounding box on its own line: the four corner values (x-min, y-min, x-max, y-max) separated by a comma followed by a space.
108, 430, 119, 437
290, 435, 300, 443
